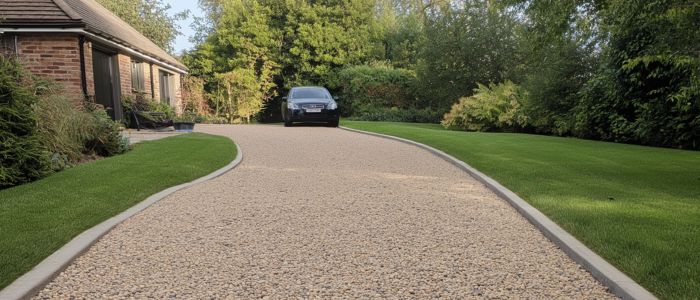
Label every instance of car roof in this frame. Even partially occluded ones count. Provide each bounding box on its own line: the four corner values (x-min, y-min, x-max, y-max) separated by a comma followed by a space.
291, 86, 327, 90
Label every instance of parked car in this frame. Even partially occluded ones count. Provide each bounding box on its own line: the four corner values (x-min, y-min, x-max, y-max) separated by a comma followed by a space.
282, 86, 340, 127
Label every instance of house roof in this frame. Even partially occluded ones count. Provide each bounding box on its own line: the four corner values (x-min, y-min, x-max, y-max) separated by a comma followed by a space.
0, 0, 186, 71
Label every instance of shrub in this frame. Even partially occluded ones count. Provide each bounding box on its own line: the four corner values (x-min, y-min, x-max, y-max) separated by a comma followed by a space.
84, 102, 130, 157
576, 55, 700, 149
351, 107, 443, 123
122, 93, 175, 128
181, 75, 211, 116
442, 81, 528, 132
33, 80, 94, 169
335, 64, 418, 116
0, 58, 50, 188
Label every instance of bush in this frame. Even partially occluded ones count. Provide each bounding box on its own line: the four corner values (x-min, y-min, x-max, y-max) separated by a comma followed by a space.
181, 75, 211, 116
335, 64, 418, 116
442, 81, 528, 132
84, 102, 130, 157
351, 107, 443, 123
33, 80, 94, 169
122, 93, 175, 127
0, 58, 50, 188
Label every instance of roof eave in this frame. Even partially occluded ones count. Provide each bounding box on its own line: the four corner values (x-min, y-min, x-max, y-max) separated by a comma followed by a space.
83, 28, 187, 72
0, 21, 85, 28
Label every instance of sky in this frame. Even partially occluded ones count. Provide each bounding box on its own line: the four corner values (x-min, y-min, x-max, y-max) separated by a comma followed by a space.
165, 1, 203, 54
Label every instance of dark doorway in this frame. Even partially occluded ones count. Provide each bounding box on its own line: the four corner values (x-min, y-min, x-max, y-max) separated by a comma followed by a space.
159, 70, 173, 105
92, 47, 122, 120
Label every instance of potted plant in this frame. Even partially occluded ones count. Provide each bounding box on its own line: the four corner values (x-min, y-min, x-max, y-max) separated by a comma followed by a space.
173, 113, 197, 132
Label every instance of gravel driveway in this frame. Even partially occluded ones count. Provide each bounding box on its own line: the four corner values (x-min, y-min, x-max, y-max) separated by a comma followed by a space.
35, 124, 614, 299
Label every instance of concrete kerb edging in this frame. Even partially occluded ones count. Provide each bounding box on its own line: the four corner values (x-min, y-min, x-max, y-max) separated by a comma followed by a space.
0, 140, 244, 300
340, 126, 658, 300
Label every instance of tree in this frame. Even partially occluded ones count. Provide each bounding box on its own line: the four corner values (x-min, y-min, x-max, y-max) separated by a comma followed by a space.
417, 1, 522, 111
96, 0, 188, 53
575, 0, 700, 148
513, 0, 601, 135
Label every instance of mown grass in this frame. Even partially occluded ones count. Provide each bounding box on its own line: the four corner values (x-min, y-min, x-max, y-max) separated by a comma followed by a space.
342, 121, 700, 299
0, 133, 236, 289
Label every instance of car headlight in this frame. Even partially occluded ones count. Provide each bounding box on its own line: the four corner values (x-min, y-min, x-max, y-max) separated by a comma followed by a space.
326, 102, 338, 110
287, 102, 299, 109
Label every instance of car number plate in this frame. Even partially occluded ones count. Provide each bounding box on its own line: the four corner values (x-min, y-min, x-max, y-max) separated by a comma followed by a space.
305, 108, 322, 113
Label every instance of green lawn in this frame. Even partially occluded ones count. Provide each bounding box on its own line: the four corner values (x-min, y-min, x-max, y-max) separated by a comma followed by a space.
342, 121, 700, 299
0, 133, 236, 289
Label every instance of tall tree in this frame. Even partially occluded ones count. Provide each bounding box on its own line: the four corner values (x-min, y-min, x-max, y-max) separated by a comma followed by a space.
417, 1, 522, 111
576, 0, 700, 148
96, 0, 188, 53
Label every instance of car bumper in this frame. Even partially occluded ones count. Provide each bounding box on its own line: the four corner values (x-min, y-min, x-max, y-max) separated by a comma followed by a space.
286, 109, 339, 122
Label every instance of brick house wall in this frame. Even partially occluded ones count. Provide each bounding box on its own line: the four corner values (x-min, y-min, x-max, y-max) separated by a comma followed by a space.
17, 33, 84, 103
9, 32, 184, 116
117, 53, 132, 98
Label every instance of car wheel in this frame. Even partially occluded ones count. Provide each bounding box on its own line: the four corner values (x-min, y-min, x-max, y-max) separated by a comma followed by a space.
284, 120, 293, 127
328, 118, 339, 127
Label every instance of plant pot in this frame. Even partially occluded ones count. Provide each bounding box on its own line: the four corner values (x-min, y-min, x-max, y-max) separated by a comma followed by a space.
173, 122, 195, 132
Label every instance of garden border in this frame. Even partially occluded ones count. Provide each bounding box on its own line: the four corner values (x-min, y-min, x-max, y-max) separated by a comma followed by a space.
0, 139, 243, 300
340, 126, 657, 300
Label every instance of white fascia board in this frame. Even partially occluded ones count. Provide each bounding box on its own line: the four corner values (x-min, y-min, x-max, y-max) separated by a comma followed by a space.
0, 27, 187, 75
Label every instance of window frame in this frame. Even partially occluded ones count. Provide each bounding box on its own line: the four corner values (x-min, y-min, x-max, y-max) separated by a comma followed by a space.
131, 60, 145, 92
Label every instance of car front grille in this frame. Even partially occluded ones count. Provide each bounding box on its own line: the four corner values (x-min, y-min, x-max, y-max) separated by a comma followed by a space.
301, 104, 325, 109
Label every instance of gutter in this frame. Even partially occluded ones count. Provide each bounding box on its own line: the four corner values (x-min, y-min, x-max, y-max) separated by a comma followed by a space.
0, 27, 187, 75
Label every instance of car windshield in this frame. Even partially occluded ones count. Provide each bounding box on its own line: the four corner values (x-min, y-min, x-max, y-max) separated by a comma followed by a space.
292, 88, 328, 99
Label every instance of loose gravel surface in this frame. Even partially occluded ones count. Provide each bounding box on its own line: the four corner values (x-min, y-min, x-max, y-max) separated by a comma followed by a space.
35, 124, 615, 299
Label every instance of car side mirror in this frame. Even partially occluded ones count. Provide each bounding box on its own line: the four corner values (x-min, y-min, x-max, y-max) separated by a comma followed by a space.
333, 96, 339, 101
282, 96, 288, 101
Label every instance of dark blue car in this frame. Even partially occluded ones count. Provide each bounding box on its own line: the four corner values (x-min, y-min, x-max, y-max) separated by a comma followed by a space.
282, 86, 340, 127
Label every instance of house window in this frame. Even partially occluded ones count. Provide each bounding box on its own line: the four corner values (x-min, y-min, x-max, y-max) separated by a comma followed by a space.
0, 34, 18, 58
131, 61, 145, 92
159, 70, 174, 105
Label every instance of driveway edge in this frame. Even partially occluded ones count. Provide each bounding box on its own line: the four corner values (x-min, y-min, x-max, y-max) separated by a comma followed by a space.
340, 126, 657, 300
0, 139, 243, 300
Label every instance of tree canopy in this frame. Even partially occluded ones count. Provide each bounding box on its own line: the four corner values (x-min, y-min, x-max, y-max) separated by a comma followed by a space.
177, 0, 698, 148
96, 0, 188, 53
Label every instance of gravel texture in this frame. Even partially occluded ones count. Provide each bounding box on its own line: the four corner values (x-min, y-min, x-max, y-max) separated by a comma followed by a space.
35, 124, 615, 299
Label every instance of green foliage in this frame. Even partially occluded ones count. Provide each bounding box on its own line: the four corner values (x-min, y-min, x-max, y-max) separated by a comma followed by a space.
417, 1, 522, 111
576, 55, 700, 148
515, 1, 600, 136
181, 76, 210, 116
335, 64, 417, 116
184, 0, 699, 149
0, 58, 50, 188
122, 93, 176, 127
84, 103, 130, 157
575, 0, 700, 149
442, 81, 528, 132
184, 0, 380, 121
350, 107, 442, 123
282, 0, 380, 87
95, 0, 188, 53
214, 67, 274, 124
33, 83, 94, 169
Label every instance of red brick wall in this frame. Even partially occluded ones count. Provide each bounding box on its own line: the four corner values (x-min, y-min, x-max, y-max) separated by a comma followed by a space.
17, 33, 83, 102
15, 33, 183, 112
117, 53, 132, 98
